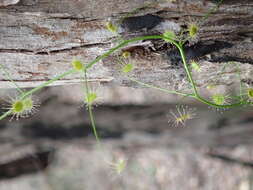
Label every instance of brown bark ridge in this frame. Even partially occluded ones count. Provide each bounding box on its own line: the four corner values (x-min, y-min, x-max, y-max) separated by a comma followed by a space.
0, 0, 252, 91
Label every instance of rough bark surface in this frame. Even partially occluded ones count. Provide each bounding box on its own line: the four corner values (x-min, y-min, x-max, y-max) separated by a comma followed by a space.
0, 0, 252, 90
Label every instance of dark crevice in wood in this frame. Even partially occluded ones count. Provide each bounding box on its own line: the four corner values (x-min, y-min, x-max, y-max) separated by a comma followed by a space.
0, 149, 55, 180
21, 121, 125, 140
166, 40, 233, 66
0, 78, 71, 82
46, 16, 99, 22
120, 14, 164, 32
206, 152, 253, 168
34, 42, 107, 55
209, 55, 253, 64
208, 118, 229, 130
241, 79, 253, 86
0, 42, 107, 55
0, 48, 34, 54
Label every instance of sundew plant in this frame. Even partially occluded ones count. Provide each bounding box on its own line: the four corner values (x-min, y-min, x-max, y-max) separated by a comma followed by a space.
0, 0, 252, 159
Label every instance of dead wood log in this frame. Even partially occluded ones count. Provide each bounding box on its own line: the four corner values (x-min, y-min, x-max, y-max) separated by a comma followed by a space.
0, 0, 252, 91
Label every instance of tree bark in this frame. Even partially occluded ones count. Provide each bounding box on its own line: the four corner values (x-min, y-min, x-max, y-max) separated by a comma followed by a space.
0, 0, 252, 90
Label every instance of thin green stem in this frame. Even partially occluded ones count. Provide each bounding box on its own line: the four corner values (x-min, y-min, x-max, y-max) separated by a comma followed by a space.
0, 110, 12, 121
200, 0, 224, 25
235, 62, 244, 100
86, 36, 163, 69
20, 69, 76, 100
176, 43, 199, 96
87, 103, 101, 145
0, 36, 164, 121
0, 31, 251, 122
128, 76, 194, 98
179, 0, 224, 45
0, 69, 76, 121
171, 38, 250, 108
84, 69, 101, 146
0, 64, 23, 93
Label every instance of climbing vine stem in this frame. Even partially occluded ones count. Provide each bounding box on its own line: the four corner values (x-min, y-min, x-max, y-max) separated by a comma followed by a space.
83, 68, 101, 146
170, 38, 249, 108
0, 35, 251, 121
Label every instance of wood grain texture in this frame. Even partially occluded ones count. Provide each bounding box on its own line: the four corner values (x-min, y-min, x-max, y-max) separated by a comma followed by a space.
0, 0, 252, 90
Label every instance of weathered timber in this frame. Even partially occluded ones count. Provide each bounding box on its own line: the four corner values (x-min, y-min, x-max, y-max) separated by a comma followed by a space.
0, 0, 252, 90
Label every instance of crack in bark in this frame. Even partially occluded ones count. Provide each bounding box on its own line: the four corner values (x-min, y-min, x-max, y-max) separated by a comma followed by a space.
0, 78, 113, 83
0, 42, 108, 55
209, 55, 253, 65
35, 42, 107, 54
47, 15, 99, 22
166, 41, 234, 66
0, 149, 54, 180
206, 152, 253, 168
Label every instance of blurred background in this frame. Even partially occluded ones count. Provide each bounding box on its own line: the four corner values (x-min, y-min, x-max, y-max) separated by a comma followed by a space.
0, 84, 253, 190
